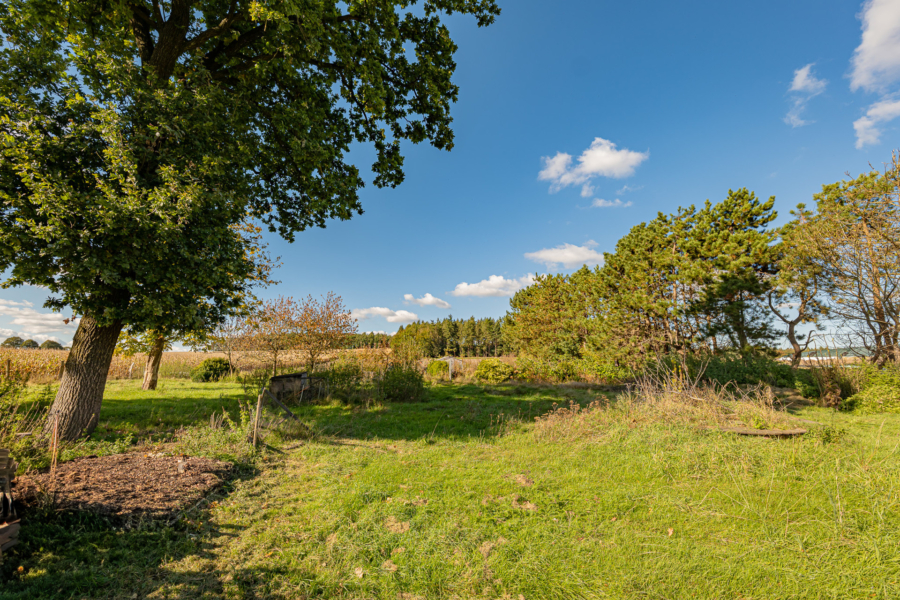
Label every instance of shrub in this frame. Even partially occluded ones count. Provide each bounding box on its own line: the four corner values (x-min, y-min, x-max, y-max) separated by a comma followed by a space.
190, 357, 232, 382
475, 358, 514, 384
318, 358, 365, 403
377, 365, 425, 402
576, 352, 633, 384
842, 363, 900, 414
426, 360, 450, 379
793, 369, 819, 399
700, 353, 796, 388
516, 355, 579, 383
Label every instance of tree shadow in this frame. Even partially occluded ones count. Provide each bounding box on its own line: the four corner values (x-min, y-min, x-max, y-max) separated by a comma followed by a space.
0, 466, 273, 600
291, 383, 600, 442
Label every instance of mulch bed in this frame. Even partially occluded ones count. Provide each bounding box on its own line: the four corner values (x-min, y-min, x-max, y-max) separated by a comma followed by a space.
13, 453, 231, 521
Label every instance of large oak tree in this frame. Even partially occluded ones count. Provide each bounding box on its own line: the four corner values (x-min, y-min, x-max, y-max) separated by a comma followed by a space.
0, 0, 499, 439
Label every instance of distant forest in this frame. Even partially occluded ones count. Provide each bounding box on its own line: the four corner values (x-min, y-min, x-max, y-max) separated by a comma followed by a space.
343, 317, 508, 357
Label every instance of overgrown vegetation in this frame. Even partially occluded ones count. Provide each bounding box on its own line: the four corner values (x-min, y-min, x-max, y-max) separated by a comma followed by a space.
190, 357, 232, 383
474, 358, 514, 384
842, 363, 900, 414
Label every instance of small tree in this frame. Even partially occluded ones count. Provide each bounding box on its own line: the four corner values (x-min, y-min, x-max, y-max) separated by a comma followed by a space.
799, 155, 900, 364
40, 340, 64, 350
767, 206, 828, 367
0, 337, 23, 348
245, 297, 302, 377
296, 293, 358, 373
115, 329, 175, 390
21, 339, 39, 349
201, 315, 250, 375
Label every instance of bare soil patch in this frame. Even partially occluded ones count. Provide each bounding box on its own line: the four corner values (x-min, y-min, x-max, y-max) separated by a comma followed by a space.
13, 453, 231, 520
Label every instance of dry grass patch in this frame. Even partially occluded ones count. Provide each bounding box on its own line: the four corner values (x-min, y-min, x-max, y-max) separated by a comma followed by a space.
535, 363, 809, 442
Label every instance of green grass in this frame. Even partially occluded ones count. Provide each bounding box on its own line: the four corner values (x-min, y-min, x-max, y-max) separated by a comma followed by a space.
24, 379, 253, 441
3, 381, 900, 599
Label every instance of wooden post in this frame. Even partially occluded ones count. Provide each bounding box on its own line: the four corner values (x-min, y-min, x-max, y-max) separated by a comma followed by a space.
252, 392, 264, 448
4, 359, 9, 380
57, 360, 65, 381
50, 414, 59, 478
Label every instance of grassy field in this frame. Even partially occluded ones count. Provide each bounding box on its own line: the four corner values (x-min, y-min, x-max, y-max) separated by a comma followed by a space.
2, 380, 900, 599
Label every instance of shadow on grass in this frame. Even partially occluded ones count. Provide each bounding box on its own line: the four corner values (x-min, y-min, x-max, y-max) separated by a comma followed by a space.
292, 383, 599, 442
0, 467, 270, 600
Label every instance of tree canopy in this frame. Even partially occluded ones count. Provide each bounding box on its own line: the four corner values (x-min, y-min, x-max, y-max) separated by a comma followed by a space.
0, 0, 500, 336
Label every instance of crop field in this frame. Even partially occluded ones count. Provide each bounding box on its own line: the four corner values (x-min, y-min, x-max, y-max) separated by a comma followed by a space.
0, 349, 326, 384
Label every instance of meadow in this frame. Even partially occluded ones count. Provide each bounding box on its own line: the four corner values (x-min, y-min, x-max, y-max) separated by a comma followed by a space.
2, 376, 899, 600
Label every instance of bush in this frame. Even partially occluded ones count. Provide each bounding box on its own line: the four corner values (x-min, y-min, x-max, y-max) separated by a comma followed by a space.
793, 369, 819, 399
426, 360, 450, 379
377, 365, 426, 402
516, 355, 579, 383
842, 363, 900, 413
474, 358, 514, 384
700, 353, 796, 388
576, 352, 633, 384
191, 357, 232, 382
318, 358, 365, 403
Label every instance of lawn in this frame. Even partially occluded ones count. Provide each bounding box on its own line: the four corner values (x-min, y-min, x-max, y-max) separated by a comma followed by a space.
2, 380, 900, 599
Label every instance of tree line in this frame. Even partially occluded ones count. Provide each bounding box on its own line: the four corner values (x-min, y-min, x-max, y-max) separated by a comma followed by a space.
0, 337, 65, 350
391, 316, 508, 358
504, 155, 900, 369
343, 333, 393, 349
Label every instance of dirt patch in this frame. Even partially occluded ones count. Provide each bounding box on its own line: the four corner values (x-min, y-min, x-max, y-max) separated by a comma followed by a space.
384, 516, 410, 533
14, 453, 231, 520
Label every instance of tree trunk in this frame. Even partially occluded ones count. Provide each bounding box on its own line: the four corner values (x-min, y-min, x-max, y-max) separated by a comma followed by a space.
142, 334, 166, 391
46, 317, 123, 441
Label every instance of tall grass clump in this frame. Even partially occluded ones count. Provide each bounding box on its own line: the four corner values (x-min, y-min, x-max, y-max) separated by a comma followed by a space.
534, 359, 800, 442
174, 401, 258, 463
312, 345, 426, 405
842, 361, 900, 413
0, 376, 48, 469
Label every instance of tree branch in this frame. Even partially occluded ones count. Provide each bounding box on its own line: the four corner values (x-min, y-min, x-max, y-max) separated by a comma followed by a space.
182, 6, 244, 55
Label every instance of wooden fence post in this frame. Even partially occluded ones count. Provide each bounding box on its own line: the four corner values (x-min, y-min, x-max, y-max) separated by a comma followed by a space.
50, 414, 59, 478
252, 392, 264, 448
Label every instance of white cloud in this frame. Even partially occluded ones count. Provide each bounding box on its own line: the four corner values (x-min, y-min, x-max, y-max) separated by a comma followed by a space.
849, 0, 900, 147
403, 293, 451, 309
0, 304, 79, 336
539, 137, 649, 193
616, 184, 643, 195
361, 330, 388, 335
785, 63, 827, 127
790, 63, 827, 95
850, 0, 900, 93
592, 198, 632, 208
580, 183, 595, 198
853, 95, 900, 148
0, 299, 34, 308
450, 274, 536, 298
524, 241, 604, 270
351, 307, 418, 324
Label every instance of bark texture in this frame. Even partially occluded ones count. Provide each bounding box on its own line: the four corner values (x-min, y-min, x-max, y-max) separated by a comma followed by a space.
141, 335, 166, 391
47, 317, 123, 441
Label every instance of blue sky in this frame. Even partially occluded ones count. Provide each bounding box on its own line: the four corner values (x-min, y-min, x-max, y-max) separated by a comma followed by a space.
3, 0, 900, 345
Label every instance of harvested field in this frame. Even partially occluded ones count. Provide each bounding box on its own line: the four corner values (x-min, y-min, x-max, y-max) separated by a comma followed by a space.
14, 453, 231, 520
